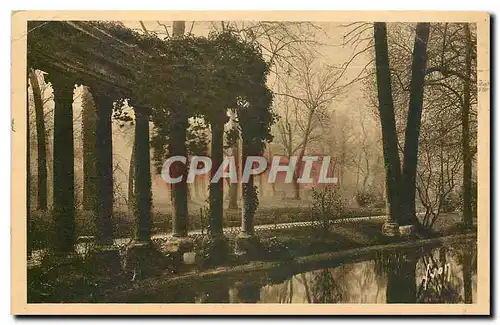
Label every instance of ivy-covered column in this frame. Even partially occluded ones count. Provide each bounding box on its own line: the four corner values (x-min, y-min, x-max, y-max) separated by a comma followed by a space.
165, 110, 193, 254
132, 106, 152, 243
48, 73, 76, 254
88, 86, 121, 274
235, 135, 260, 258
92, 89, 115, 245
209, 113, 228, 236
125, 105, 155, 279
203, 112, 230, 265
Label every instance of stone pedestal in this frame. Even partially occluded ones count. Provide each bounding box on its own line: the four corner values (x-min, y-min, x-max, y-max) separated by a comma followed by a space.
399, 225, 417, 238
382, 222, 400, 237
163, 236, 194, 254
234, 233, 260, 259
125, 241, 181, 280
87, 245, 122, 276
200, 234, 230, 267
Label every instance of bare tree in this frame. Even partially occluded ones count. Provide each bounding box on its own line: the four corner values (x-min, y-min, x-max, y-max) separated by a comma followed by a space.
274, 50, 341, 199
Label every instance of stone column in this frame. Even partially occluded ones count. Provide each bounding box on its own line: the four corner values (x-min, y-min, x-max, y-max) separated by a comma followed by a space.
204, 113, 229, 265
165, 111, 192, 254
92, 90, 114, 245
209, 120, 225, 235
88, 88, 121, 274
125, 105, 154, 279
132, 106, 152, 243
235, 139, 260, 258
49, 73, 76, 254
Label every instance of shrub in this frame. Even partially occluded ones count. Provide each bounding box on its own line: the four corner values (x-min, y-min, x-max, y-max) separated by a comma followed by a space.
355, 190, 379, 208
312, 185, 344, 237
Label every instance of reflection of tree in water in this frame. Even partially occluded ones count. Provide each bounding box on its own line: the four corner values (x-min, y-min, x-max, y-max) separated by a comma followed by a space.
229, 282, 261, 303
384, 251, 418, 303
416, 244, 476, 304
259, 243, 476, 304
310, 268, 343, 303
195, 281, 230, 303
461, 248, 475, 304
455, 242, 477, 304
417, 247, 459, 303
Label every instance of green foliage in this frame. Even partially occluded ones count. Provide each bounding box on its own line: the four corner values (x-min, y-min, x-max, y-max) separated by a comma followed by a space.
312, 185, 344, 236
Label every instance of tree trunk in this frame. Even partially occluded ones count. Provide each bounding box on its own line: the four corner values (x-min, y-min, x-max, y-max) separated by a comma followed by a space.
128, 138, 135, 213
133, 107, 152, 242
51, 75, 75, 253
259, 173, 263, 198
81, 86, 98, 213
401, 23, 431, 226
292, 149, 304, 200
373, 22, 403, 223
462, 23, 474, 227
29, 69, 47, 211
268, 147, 276, 197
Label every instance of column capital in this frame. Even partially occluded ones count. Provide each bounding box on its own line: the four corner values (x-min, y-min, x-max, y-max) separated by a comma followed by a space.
87, 81, 124, 103
131, 104, 151, 120
45, 71, 76, 96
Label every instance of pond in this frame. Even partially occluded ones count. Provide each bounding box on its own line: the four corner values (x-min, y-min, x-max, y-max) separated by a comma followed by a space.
121, 239, 477, 304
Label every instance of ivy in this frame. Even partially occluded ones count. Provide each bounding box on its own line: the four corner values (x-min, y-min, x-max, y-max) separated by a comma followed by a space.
95, 22, 277, 215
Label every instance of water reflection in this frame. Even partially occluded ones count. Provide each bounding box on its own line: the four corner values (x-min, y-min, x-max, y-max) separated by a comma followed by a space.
258, 243, 476, 304
147, 242, 476, 304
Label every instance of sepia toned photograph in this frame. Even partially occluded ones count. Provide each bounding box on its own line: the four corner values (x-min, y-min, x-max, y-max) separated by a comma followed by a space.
11, 11, 490, 315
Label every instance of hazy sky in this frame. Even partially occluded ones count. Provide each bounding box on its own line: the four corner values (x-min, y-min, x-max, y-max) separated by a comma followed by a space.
121, 20, 374, 118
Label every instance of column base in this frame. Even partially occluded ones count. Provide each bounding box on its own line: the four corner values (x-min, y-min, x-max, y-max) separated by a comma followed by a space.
200, 234, 230, 267
87, 244, 122, 276
399, 225, 417, 238
382, 222, 400, 237
234, 233, 260, 259
163, 236, 194, 254
124, 241, 181, 280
